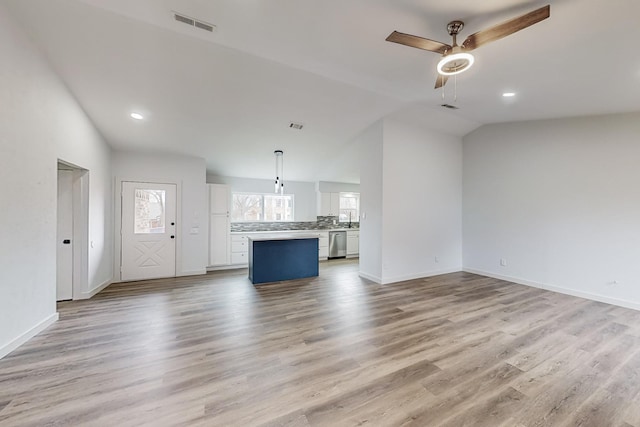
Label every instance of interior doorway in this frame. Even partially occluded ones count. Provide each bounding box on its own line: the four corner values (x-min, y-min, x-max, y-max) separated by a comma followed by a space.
56, 161, 89, 301
57, 168, 73, 300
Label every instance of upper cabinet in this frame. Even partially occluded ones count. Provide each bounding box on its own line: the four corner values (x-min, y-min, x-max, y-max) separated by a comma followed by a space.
318, 192, 340, 217
210, 184, 229, 216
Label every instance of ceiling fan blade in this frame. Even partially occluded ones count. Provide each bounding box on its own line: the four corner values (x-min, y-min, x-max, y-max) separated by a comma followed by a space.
386, 31, 451, 55
461, 4, 550, 51
435, 74, 449, 89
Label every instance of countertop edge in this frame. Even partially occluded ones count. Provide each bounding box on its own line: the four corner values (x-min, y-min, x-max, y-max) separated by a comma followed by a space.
248, 234, 321, 242
232, 228, 358, 234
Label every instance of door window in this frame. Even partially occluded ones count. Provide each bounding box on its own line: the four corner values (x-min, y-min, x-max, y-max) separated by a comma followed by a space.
134, 189, 166, 234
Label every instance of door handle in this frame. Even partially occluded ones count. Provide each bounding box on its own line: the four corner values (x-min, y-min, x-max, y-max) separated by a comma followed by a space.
170, 235, 175, 239
63, 239, 71, 244
171, 222, 175, 226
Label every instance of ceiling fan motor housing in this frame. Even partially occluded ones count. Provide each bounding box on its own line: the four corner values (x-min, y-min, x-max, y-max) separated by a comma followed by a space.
447, 20, 464, 37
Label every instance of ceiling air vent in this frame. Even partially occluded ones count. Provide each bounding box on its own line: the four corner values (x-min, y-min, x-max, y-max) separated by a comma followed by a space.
289, 122, 304, 130
194, 21, 215, 32
174, 13, 194, 26
173, 12, 216, 33
441, 104, 459, 110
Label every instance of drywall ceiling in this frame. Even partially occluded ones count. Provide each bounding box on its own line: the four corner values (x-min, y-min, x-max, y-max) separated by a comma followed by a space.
5, 0, 640, 182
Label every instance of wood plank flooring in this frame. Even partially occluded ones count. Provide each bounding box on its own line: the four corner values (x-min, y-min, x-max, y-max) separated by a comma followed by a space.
2, 259, 640, 426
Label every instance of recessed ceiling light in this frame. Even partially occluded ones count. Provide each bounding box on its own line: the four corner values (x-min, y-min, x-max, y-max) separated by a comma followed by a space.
130, 112, 144, 120
502, 92, 516, 97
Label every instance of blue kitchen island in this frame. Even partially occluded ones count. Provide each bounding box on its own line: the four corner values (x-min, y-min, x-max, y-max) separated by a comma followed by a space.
248, 234, 319, 284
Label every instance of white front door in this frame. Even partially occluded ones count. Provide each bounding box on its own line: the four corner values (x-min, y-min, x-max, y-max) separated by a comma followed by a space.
121, 182, 177, 281
56, 169, 73, 301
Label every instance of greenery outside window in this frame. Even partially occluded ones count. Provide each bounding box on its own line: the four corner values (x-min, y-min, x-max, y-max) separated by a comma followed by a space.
232, 193, 294, 222
339, 193, 359, 222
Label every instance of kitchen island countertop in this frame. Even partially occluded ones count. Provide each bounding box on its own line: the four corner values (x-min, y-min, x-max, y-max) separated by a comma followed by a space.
248, 234, 320, 241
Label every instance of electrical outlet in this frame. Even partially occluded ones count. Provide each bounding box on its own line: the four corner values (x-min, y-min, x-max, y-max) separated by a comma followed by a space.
500, 258, 507, 267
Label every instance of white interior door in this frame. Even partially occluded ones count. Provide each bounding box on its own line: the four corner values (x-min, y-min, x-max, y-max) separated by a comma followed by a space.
57, 170, 73, 301
121, 182, 177, 281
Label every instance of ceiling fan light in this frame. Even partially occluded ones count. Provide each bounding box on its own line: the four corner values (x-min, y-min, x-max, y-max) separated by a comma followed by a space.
437, 52, 475, 76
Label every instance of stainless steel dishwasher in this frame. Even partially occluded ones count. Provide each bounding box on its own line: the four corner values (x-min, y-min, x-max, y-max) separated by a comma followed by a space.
328, 231, 347, 259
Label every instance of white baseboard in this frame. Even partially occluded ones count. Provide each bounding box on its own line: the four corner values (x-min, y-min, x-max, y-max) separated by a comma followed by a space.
207, 265, 248, 272
359, 271, 382, 284
112, 269, 209, 284
81, 277, 112, 299
380, 268, 461, 285
178, 269, 207, 277
463, 268, 640, 312
0, 313, 59, 359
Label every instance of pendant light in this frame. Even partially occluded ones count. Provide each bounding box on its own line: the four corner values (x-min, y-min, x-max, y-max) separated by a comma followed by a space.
274, 150, 284, 195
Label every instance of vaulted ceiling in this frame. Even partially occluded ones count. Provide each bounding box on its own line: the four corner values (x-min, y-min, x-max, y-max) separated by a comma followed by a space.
6, 0, 640, 182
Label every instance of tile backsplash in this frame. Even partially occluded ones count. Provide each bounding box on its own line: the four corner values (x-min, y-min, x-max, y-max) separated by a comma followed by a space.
230, 216, 359, 232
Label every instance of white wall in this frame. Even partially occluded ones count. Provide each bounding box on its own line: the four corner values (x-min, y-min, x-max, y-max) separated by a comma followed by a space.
357, 121, 384, 282
207, 175, 317, 221
0, 4, 112, 358
380, 119, 463, 283
357, 118, 463, 284
113, 151, 207, 278
463, 113, 640, 310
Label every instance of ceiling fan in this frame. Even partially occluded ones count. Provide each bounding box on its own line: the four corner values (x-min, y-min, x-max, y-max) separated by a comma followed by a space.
386, 4, 550, 89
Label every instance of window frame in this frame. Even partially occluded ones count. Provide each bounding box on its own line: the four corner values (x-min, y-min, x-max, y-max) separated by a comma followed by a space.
231, 192, 295, 222
338, 192, 360, 223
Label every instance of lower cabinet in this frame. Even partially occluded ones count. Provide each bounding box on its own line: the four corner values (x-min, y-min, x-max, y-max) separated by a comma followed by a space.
318, 233, 329, 259
231, 251, 248, 265
231, 234, 249, 265
347, 230, 359, 256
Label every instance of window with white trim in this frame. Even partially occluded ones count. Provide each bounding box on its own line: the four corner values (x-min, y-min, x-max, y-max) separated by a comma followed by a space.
339, 193, 359, 222
231, 193, 294, 222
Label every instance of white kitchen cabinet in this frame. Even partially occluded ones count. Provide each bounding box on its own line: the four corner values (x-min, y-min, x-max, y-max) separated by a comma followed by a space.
231, 251, 247, 265
209, 184, 229, 215
347, 230, 359, 256
209, 184, 230, 266
231, 234, 249, 266
318, 231, 329, 259
318, 192, 340, 217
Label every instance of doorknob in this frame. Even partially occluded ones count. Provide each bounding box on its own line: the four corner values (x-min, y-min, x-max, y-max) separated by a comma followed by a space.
171, 222, 175, 226
63, 239, 71, 244
170, 235, 175, 239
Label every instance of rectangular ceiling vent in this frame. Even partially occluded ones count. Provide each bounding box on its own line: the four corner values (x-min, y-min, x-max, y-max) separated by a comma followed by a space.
174, 13, 194, 26
173, 12, 216, 33
194, 21, 215, 32
440, 104, 459, 110
289, 122, 304, 130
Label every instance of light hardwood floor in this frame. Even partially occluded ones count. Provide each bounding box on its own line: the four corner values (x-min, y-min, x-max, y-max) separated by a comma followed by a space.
2, 259, 640, 426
